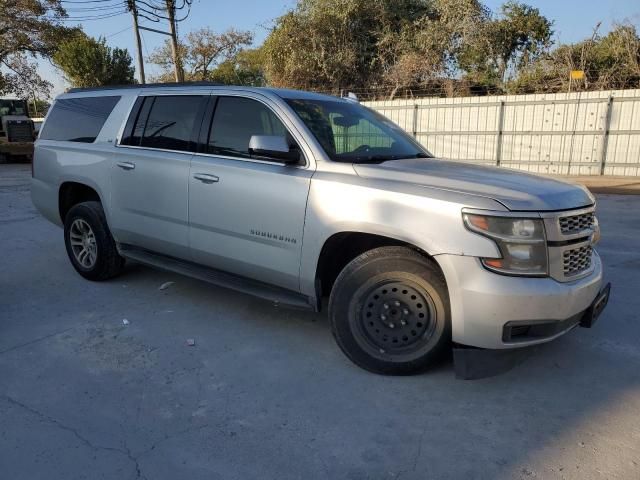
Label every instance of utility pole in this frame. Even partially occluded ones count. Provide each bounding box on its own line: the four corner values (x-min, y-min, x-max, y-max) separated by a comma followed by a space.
126, 0, 146, 84
165, 0, 184, 82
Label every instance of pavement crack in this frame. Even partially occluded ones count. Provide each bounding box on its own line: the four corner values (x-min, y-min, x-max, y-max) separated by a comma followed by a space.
3, 395, 144, 479
0, 327, 74, 356
124, 444, 146, 480
138, 423, 211, 459
411, 426, 427, 472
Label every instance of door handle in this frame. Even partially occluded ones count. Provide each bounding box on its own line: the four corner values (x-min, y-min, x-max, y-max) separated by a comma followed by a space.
193, 173, 219, 184
116, 161, 135, 171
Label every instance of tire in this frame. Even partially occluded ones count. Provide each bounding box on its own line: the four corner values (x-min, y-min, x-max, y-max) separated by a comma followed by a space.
329, 246, 451, 375
63, 201, 125, 281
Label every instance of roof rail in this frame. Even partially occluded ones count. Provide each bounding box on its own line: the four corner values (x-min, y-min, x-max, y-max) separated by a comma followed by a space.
66, 81, 227, 93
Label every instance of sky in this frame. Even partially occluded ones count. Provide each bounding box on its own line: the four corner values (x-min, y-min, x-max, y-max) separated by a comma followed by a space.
39, 0, 640, 97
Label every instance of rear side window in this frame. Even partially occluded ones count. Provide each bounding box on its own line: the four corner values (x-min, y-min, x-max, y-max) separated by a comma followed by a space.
40, 96, 120, 143
207, 96, 289, 158
121, 95, 206, 152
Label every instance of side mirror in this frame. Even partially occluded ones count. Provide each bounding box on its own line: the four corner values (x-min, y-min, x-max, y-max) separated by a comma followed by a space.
248, 135, 299, 164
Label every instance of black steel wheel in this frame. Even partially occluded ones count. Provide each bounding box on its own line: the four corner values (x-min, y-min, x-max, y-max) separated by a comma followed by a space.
329, 246, 450, 375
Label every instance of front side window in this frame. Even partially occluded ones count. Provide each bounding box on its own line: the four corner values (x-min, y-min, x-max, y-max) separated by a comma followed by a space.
40, 96, 120, 143
286, 98, 430, 163
139, 95, 205, 152
0, 99, 27, 116
207, 96, 295, 159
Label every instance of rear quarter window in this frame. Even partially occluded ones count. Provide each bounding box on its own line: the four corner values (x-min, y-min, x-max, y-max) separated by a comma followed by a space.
40, 96, 120, 143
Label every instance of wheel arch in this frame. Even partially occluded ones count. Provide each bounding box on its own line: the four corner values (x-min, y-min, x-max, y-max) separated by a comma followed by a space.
58, 181, 103, 223
313, 231, 441, 304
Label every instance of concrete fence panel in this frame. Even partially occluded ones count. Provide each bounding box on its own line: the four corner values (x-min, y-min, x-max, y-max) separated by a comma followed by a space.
364, 89, 640, 176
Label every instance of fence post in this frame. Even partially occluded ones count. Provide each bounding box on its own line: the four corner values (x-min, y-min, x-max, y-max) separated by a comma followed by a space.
495, 100, 505, 166
600, 96, 614, 176
412, 104, 419, 139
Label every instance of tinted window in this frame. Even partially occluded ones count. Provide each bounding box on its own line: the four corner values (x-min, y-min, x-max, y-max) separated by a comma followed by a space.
40, 96, 120, 143
208, 97, 290, 159
140, 95, 204, 152
120, 97, 152, 146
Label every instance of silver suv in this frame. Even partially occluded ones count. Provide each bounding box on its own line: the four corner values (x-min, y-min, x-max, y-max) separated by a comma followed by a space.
31, 84, 610, 376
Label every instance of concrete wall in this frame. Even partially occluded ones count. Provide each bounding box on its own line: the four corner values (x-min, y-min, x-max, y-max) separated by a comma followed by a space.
364, 89, 640, 176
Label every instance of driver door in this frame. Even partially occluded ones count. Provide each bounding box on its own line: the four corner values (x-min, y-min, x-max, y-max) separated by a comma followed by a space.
188, 95, 313, 292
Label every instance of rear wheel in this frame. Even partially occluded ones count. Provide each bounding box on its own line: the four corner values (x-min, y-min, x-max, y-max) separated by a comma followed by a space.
329, 246, 450, 375
64, 201, 125, 281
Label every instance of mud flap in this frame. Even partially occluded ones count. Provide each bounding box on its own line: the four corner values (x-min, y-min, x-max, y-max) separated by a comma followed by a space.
453, 345, 536, 380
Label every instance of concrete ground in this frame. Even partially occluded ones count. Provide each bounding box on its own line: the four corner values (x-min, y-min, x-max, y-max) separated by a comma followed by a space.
1, 164, 639, 480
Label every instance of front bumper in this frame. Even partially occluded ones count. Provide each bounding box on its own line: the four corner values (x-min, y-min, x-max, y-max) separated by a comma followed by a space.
435, 251, 604, 349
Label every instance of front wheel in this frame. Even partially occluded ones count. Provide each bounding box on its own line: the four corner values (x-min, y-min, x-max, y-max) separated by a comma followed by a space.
329, 247, 451, 375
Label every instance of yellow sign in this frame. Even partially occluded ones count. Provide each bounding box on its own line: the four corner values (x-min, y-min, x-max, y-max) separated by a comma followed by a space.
570, 70, 585, 80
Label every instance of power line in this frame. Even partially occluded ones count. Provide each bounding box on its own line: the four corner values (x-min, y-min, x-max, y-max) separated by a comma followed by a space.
106, 24, 134, 38
48, 10, 128, 21
64, 4, 128, 13
60, 0, 121, 3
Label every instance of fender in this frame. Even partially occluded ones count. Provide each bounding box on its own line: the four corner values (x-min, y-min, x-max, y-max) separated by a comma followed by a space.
299, 173, 505, 297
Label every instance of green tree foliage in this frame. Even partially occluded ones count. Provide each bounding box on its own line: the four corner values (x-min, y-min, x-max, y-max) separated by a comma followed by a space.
263, 0, 553, 94
512, 24, 640, 93
210, 48, 267, 86
458, 1, 552, 86
53, 33, 135, 88
263, 0, 389, 91
0, 0, 78, 97
148, 27, 253, 83
262, 0, 558, 95
379, 0, 490, 97
28, 98, 50, 117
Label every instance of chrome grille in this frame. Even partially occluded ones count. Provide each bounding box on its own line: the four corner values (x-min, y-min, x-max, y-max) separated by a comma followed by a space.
563, 245, 592, 276
559, 212, 594, 234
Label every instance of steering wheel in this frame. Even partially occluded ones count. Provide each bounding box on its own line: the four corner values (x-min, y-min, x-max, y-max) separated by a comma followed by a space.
352, 144, 371, 153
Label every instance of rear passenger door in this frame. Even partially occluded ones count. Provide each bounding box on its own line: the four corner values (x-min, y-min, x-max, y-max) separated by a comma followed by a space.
111, 94, 208, 259
188, 94, 313, 292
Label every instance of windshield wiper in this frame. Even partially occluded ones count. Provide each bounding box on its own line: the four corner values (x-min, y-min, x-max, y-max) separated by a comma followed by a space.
354, 153, 429, 164
353, 156, 396, 164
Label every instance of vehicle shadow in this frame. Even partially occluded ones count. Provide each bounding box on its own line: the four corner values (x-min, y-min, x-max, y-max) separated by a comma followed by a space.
108, 239, 639, 479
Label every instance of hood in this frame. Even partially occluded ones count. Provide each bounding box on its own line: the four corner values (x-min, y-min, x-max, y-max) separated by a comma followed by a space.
353, 158, 594, 212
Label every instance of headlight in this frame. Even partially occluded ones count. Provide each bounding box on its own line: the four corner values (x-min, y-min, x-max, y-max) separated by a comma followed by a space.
463, 213, 548, 276
592, 216, 601, 245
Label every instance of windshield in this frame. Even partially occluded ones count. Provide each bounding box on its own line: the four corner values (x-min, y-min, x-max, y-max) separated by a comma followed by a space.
285, 98, 430, 163
0, 99, 28, 116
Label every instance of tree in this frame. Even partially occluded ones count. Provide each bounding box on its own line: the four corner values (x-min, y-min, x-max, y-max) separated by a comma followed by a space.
28, 98, 50, 117
148, 27, 253, 82
262, 0, 490, 95
53, 33, 136, 88
1, 54, 52, 99
263, 0, 387, 91
378, 0, 490, 97
0, 0, 77, 96
262, 0, 555, 96
210, 48, 267, 86
511, 23, 640, 93
458, 1, 552, 88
